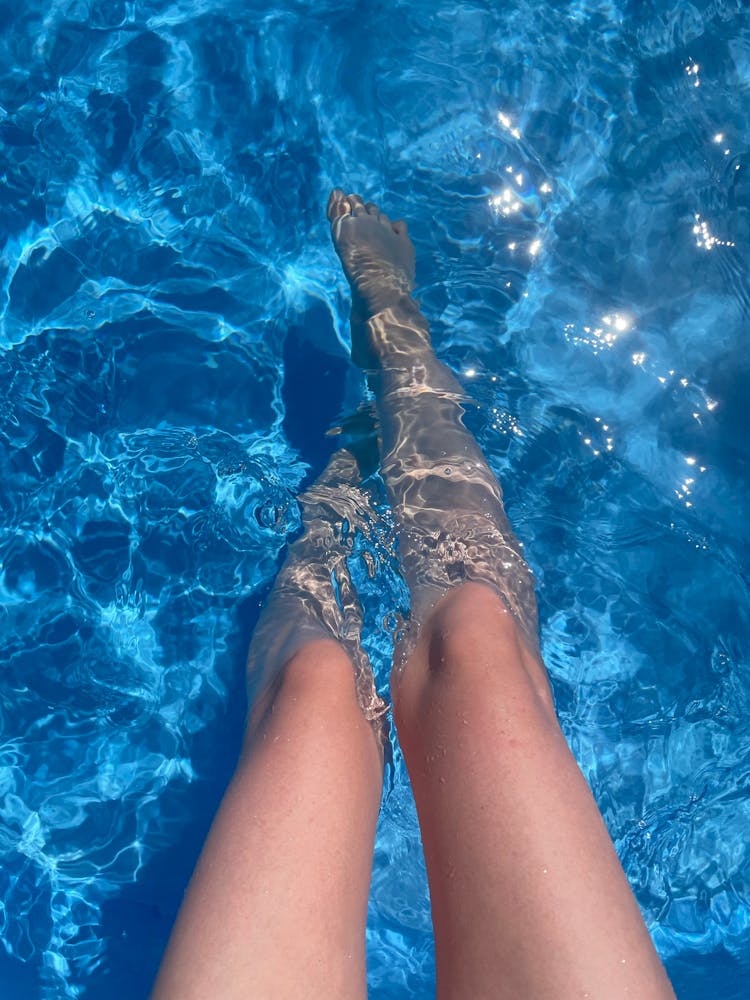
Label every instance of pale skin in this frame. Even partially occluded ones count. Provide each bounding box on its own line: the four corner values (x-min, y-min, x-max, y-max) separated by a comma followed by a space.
152, 191, 676, 999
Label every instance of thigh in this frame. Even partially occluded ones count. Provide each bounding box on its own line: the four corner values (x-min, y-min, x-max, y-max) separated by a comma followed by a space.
152, 639, 384, 1000
393, 583, 674, 1000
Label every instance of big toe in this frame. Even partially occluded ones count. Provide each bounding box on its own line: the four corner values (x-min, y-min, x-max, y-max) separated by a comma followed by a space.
327, 188, 349, 223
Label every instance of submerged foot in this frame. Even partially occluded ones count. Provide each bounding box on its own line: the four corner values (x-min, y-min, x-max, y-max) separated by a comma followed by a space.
327, 189, 427, 367
327, 189, 415, 314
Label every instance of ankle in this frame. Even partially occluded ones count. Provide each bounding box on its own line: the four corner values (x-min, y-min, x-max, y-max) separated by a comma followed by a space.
362, 297, 432, 366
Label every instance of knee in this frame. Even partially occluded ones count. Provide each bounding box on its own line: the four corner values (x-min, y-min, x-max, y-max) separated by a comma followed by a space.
425, 581, 520, 652
418, 582, 536, 682
281, 638, 356, 695
246, 638, 360, 738
393, 583, 556, 733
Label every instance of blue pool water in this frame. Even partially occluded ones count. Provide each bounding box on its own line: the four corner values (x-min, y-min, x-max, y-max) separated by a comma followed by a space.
1, 0, 749, 996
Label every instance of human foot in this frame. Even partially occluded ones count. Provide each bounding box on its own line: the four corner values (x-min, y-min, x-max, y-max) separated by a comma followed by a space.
327, 189, 428, 368
327, 189, 416, 316
246, 448, 388, 725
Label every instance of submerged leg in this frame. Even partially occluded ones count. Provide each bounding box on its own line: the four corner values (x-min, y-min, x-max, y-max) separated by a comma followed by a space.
327, 190, 537, 642
328, 189, 675, 999
152, 450, 386, 1000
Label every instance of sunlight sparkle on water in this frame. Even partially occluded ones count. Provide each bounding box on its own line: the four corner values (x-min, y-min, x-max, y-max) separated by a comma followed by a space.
693, 214, 735, 250
564, 309, 633, 354
490, 188, 523, 216
497, 110, 521, 140
602, 312, 632, 333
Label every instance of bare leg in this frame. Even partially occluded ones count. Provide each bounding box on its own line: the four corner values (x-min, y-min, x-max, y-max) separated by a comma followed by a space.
152, 451, 385, 1000
328, 190, 675, 999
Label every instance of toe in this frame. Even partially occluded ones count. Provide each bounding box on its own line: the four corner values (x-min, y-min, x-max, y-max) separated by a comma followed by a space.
327, 188, 350, 223
348, 193, 368, 216
392, 219, 408, 236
